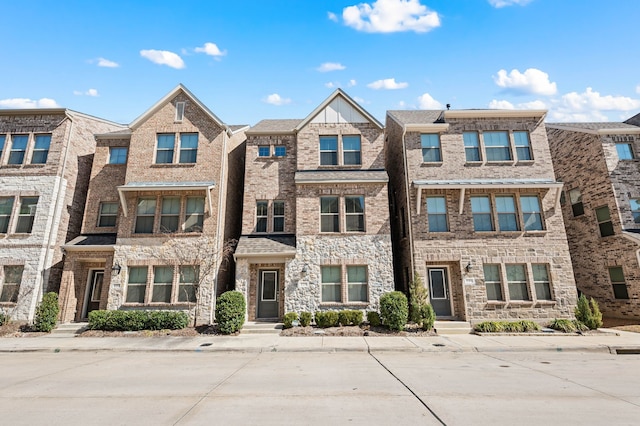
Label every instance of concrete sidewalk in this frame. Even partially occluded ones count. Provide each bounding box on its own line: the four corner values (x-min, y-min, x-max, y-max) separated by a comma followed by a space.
1, 329, 640, 354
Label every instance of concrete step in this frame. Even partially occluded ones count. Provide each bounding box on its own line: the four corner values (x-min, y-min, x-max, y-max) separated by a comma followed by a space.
51, 322, 89, 336
434, 320, 473, 335
241, 321, 283, 335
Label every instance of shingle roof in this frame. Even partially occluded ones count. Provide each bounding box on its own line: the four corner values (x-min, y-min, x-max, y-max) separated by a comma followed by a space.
295, 169, 388, 184
234, 236, 296, 257
387, 110, 444, 125
64, 234, 117, 247
247, 119, 303, 134
546, 122, 639, 131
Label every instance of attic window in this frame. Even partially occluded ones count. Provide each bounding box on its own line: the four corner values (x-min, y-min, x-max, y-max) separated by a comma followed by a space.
175, 102, 185, 122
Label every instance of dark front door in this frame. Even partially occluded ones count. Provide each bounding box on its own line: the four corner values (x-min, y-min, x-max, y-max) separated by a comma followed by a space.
428, 268, 452, 317
85, 270, 104, 319
258, 270, 278, 319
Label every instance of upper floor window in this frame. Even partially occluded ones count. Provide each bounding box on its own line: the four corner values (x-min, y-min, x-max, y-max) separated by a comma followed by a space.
134, 196, 205, 234
483, 131, 511, 162
109, 147, 128, 164
0, 135, 5, 161
616, 143, 635, 160
427, 196, 448, 232
15, 196, 38, 234
134, 198, 156, 233
609, 266, 629, 299
569, 188, 584, 217
175, 102, 185, 122
513, 131, 532, 161
1, 265, 23, 303
179, 133, 198, 163
471, 196, 494, 231
532, 264, 552, 300
320, 196, 339, 232
631, 199, 640, 223
345, 196, 365, 232
320, 136, 338, 165
421, 134, 441, 162
256, 200, 268, 232
273, 200, 285, 232
98, 202, 118, 227
8, 135, 28, 164
184, 197, 205, 232
156, 134, 175, 164
595, 205, 614, 237
521, 196, 543, 231
31, 135, 51, 164
483, 264, 503, 301
274, 146, 286, 157
160, 197, 181, 232
343, 136, 361, 165
495, 195, 519, 231
463, 132, 481, 162
0, 197, 14, 233
258, 146, 271, 157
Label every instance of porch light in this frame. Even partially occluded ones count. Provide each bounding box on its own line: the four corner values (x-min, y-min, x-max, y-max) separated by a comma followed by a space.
112, 262, 122, 275
301, 264, 309, 275
465, 262, 472, 273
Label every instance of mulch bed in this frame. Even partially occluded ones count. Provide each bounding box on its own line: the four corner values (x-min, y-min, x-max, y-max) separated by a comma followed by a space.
280, 323, 436, 337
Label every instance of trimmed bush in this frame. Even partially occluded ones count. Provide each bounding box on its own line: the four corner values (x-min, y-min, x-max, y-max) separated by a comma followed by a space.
283, 312, 298, 329
315, 311, 339, 328
88, 310, 189, 331
215, 291, 246, 334
575, 294, 603, 330
420, 304, 436, 331
379, 291, 408, 331
0, 312, 8, 326
338, 310, 363, 326
299, 311, 312, 327
34, 292, 60, 332
474, 320, 540, 333
409, 272, 428, 324
367, 311, 381, 327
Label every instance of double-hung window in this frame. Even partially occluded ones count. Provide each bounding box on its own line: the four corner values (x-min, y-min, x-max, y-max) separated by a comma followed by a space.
185, 197, 205, 232
160, 197, 180, 232
347, 266, 367, 302
320, 136, 338, 165
321, 266, 342, 303
421, 134, 441, 162
596, 206, 614, 237
31, 135, 51, 164
179, 133, 198, 163
134, 198, 156, 233
631, 199, 640, 224
463, 132, 481, 162
496, 195, 519, 231
320, 197, 339, 232
616, 143, 635, 160
126, 266, 147, 303
484, 131, 511, 161
471, 196, 494, 231
609, 267, 629, 299
569, 188, 584, 216
343, 136, 361, 165
532, 264, 552, 300
98, 202, 118, 227
256, 201, 268, 232
109, 147, 128, 164
156, 134, 175, 164
273, 201, 285, 232
513, 131, 532, 161
1, 265, 23, 303
345, 196, 365, 232
8, 135, 28, 164
506, 264, 529, 300
427, 196, 448, 232
0, 197, 14, 233
175, 102, 185, 122
521, 196, 543, 231
15, 197, 38, 233
483, 264, 503, 301
178, 266, 198, 302
152, 266, 173, 303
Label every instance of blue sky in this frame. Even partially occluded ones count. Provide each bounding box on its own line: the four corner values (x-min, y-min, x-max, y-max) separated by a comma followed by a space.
1, 0, 639, 126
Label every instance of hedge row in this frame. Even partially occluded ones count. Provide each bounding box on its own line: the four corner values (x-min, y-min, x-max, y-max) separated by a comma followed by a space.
88, 310, 189, 331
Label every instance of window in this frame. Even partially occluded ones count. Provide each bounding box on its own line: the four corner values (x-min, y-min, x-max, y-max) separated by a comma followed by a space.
1, 265, 23, 303
484, 131, 511, 161
109, 147, 128, 164
175, 102, 185, 122
320, 197, 339, 232
0, 197, 14, 233
463, 132, 481, 162
471, 196, 494, 231
521, 196, 543, 231
126, 266, 147, 303
343, 136, 361, 165
427, 196, 448, 232
631, 199, 640, 224
320, 136, 338, 165
616, 143, 635, 160
152, 266, 173, 303
569, 188, 584, 216
421, 134, 441, 162
179, 133, 198, 163
185, 197, 204, 232
321, 266, 342, 302
8, 135, 28, 164
274, 146, 286, 157
273, 201, 284, 232
160, 197, 180, 232
345, 196, 365, 232
134, 198, 156, 234
15, 196, 38, 233
98, 202, 118, 227
532, 264, 552, 300
31, 134, 51, 164
347, 266, 367, 302
506, 264, 529, 300
0, 135, 5, 161
596, 206, 614, 237
483, 264, 503, 301
496, 195, 519, 231
258, 146, 270, 157
156, 134, 175, 164
609, 267, 629, 299
256, 201, 268, 232
513, 131, 532, 161
178, 266, 198, 302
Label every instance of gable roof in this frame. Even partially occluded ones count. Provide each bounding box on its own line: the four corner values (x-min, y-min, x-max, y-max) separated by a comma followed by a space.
295, 89, 383, 131
129, 84, 231, 135
546, 122, 640, 135
246, 119, 303, 135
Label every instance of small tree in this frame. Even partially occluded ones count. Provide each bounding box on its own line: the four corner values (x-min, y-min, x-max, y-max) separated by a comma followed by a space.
575, 294, 603, 330
409, 271, 428, 323
34, 292, 60, 332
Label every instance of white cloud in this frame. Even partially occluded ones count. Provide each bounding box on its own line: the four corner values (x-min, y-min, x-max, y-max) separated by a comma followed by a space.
367, 78, 408, 90
493, 68, 557, 95
263, 93, 292, 106
328, 11, 339, 22
194, 42, 227, 58
0, 98, 59, 108
348, 79, 357, 87
317, 62, 346, 72
353, 96, 367, 104
488, 0, 533, 8
96, 57, 119, 68
342, 0, 440, 33
73, 88, 99, 97
325, 82, 336, 88
418, 92, 442, 109
636, 85, 640, 95
488, 99, 547, 110
140, 49, 185, 69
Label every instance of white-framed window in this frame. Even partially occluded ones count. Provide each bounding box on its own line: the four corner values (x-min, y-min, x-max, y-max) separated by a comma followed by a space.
109, 147, 128, 164
609, 266, 629, 299
532, 264, 552, 300
343, 135, 361, 165
569, 188, 584, 216
471, 196, 494, 231
152, 266, 173, 303
521, 195, 543, 231
421, 134, 441, 162
97, 202, 118, 227
134, 196, 205, 234
274, 146, 286, 157
463, 132, 481, 162
596, 205, 614, 237
320, 196, 339, 232
506, 264, 529, 301
347, 265, 368, 302
616, 143, 635, 160
175, 102, 185, 122
1, 265, 23, 303
178, 266, 198, 302
256, 200, 268, 232
15, 196, 38, 234
160, 197, 181, 233
273, 200, 285, 232
496, 195, 519, 231
179, 133, 198, 163
513, 131, 533, 161
427, 196, 448, 232
184, 197, 204, 232
320, 136, 338, 165
134, 198, 156, 234
321, 266, 342, 303
8, 135, 28, 165
0, 197, 14, 234
345, 196, 365, 232
258, 146, 271, 157
483, 131, 512, 161
631, 199, 640, 223
31, 134, 51, 164
125, 266, 147, 303
483, 264, 503, 301
156, 134, 175, 164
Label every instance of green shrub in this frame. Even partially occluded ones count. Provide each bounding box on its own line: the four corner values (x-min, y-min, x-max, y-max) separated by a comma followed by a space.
299, 311, 312, 327
474, 321, 502, 333
409, 272, 428, 323
548, 318, 586, 333
367, 311, 381, 327
87, 310, 189, 331
34, 292, 60, 332
420, 304, 436, 331
474, 320, 540, 333
338, 310, 363, 326
283, 312, 298, 329
215, 291, 246, 334
574, 294, 603, 330
379, 291, 408, 331
0, 312, 8, 326
315, 311, 339, 328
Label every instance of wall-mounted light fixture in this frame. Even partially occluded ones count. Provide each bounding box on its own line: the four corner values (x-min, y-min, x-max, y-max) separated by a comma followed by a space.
301, 264, 309, 275
112, 262, 122, 275
465, 262, 472, 273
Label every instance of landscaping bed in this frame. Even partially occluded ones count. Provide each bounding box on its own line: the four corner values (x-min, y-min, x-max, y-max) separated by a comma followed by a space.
280, 323, 435, 337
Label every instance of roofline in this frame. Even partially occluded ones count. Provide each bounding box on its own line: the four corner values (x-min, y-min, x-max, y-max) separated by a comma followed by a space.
294, 89, 383, 131
622, 231, 640, 245
403, 123, 450, 132
444, 109, 547, 119
546, 123, 640, 135
233, 251, 296, 260
230, 125, 251, 135
0, 108, 125, 128
62, 244, 115, 252
95, 132, 131, 139
245, 129, 297, 136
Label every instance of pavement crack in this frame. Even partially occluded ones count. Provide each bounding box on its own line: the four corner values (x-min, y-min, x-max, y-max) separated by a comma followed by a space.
368, 352, 447, 425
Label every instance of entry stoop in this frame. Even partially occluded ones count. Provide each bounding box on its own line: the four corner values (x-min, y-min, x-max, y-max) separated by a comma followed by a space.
434, 320, 472, 335
241, 321, 283, 335
50, 322, 89, 336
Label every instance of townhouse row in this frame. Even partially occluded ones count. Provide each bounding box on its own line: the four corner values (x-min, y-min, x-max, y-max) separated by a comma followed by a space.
1, 84, 638, 324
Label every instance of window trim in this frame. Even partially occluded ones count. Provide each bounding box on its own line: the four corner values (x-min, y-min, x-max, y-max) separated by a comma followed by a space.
483, 264, 504, 301
258, 146, 271, 158
631, 198, 640, 224
426, 196, 449, 232
134, 197, 157, 234
8, 134, 29, 165
595, 205, 614, 237
273, 200, 285, 233
513, 131, 533, 161
155, 133, 175, 164
495, 195, 519, 232
320, 196, 340, 233
532, 264, 553, 301
0, 196, 14, 234
15, 196, 38, 234
483, 131, 512, 162
463, 132, 482, 162
319, 136, 338, 166
608, 266, 629, 299
321, 265, 342, 303
346, 265, 368, 303
160, 197, 181, 233
175, 102, 185, 122
616, 143, 635, 160
345, 195, 365, 233
569, 188, 584, 217
471, 195, 494, 232
31, 134, 51, 164
320, 264, 369, 304
108, 147, 128, 165
97, 202, 118, 228
506, 264, 530, 301
342, 135, 362, 166
521, 195, 544, 231
421, 133, 442, 163
0, 135, 5, 164
274, 145, 286, 157
255, 200, 268, 233
178, 133, 198, 164
1, 265, 24, 303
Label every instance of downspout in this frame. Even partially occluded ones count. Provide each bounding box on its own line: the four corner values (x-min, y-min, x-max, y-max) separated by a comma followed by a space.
401, 125, 416, 287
